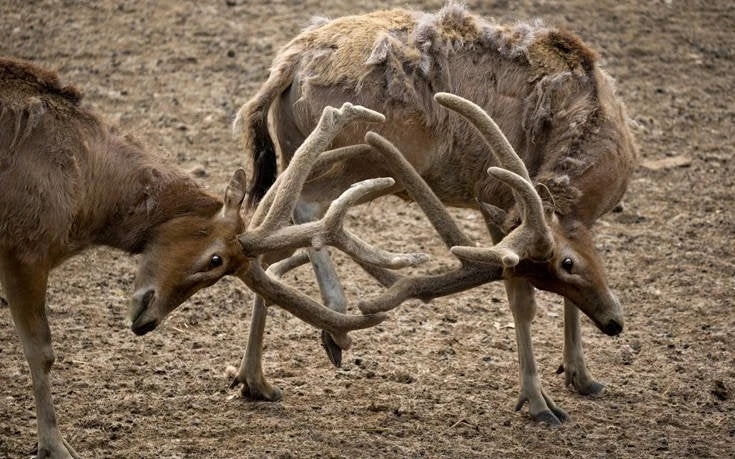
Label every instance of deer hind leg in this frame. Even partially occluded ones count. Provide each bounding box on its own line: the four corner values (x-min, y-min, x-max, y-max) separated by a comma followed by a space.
231, 295, 283, 401
290, 154, 398, 367
0, 254, 79, 458
292, 201, 347, 367
273, 92, 349, 367
559, 298, 605, 395
505, 278, 569, 425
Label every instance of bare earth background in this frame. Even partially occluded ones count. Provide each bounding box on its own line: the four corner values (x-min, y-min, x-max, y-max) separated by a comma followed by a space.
1, 0, 733, 457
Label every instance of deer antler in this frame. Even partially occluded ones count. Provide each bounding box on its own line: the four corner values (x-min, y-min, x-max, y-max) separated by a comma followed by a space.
240, 177, 427, 269
236, 102, 432, 340
240, 255, 368, 350
356, 131, 504, 314
240, 103, 427, 269
352, 93, 554, 314
434, 92, 554, 267
247, 103, 383, 231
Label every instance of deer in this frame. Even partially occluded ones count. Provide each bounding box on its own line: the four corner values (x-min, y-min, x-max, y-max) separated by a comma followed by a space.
0, 57, 400, 458
231, 4, 638, 425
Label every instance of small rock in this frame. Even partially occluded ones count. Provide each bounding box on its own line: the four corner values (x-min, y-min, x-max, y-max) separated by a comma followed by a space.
712, 380, 729, 401
188, 165, 207, 178
641, 155, 692, 171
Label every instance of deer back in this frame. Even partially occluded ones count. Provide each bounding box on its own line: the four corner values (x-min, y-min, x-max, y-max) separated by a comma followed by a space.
0, 57, 96, 261
258, 6, 637, 220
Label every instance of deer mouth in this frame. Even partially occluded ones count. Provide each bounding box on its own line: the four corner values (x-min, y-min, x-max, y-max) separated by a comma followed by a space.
131, 319, 158, 336
599, 319, 623, 336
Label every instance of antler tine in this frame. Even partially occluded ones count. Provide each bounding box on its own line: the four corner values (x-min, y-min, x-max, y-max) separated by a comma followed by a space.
434, 92, 553, 267
240, 177, 428, 269
240, 259, 387, 350
434, 92, 531, 182
320, 178, 429, 268
250, 103, 385, 233
266, 250, 311, 276
364, 131, 473, 249
248, 144, 373, 230
451, 167, 552, 266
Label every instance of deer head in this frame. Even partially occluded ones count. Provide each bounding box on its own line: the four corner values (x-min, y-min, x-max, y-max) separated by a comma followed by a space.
433, 92, 623, 336
128, 171, 250, 336
510, 216, 622, 336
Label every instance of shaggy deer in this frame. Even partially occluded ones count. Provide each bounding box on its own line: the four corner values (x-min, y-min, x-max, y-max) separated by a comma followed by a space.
233, 5, 638, 424
0, 57, 389, 458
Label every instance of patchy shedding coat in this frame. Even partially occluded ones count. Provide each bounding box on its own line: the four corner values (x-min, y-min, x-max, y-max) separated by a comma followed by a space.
234, 4, 638, 425
238, 5, 637, 224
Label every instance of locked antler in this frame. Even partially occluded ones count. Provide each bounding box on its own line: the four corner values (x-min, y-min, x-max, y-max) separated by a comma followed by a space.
235, 103, 430, 346
435, 92, 554, 267
355, 92, 555, 314
228, 94, 558, 400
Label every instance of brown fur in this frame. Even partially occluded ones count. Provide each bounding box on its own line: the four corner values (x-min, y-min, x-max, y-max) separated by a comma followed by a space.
0, 57, 82, 105
0, 57, 221, 265
0, 56, 234, 456
237, 5, 637, 218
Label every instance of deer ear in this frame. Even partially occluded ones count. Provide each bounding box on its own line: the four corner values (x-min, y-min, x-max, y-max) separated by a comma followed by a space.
535, 182, 557, 220
224, 169, 247, 216
477, 199, 507, 239
535, 182, 554, 205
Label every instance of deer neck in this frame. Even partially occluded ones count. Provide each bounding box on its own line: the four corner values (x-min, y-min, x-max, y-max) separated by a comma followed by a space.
85, 135, 222, 254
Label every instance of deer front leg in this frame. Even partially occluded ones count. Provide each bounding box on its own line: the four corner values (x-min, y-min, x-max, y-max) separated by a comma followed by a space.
558, 299, 605, 395
0, 256, 79, 459
231, 295, 283, 401
505, 278, 569, 425
293, 201, 347, 368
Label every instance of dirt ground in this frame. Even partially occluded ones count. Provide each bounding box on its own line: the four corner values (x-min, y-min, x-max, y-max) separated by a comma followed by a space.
1, 0, 733, 457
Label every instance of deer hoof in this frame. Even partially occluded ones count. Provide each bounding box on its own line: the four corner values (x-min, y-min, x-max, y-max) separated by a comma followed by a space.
240, 381, 283, 402
578, 381, 606, 396
559, 364, 607, 396
532, 409, 564, 426
321, 330, 343, 368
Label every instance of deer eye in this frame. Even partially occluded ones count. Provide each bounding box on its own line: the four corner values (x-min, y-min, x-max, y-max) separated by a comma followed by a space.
208, 254, 223, 270
561, 257, 574, 273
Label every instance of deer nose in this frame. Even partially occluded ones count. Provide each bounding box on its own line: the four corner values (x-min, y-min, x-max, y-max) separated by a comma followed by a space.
601, 319, 623, 336
129, 288, 157, 336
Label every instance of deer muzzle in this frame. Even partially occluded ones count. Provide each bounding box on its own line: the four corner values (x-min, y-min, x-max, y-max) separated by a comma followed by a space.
589, 292, 624, 336
129, 288, 159, 336
600, 318, 623, 336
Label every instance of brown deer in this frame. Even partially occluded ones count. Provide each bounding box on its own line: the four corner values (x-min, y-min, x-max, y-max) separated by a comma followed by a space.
232, 5, 638, 424
0, 57, 390, 458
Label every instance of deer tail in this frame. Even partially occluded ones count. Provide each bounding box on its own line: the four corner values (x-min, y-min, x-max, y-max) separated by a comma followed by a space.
233, 48, 302, 210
